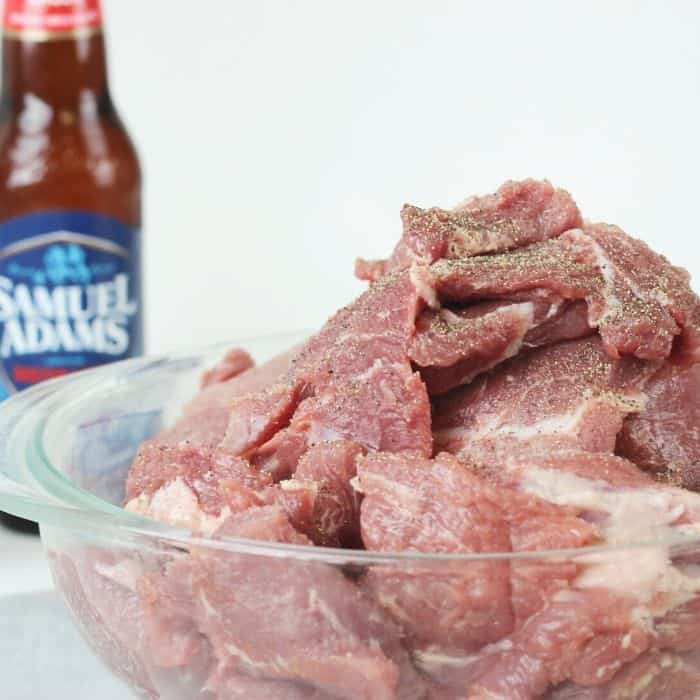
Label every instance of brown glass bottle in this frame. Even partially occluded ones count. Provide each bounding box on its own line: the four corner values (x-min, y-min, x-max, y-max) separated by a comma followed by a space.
0, 1, 142, 533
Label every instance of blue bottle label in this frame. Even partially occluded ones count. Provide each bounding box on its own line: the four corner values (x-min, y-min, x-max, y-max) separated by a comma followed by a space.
0, 210, 142, 399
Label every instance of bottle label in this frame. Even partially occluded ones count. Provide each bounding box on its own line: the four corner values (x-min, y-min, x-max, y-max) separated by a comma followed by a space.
3, 0, 102, 39
0, 210, 142, 400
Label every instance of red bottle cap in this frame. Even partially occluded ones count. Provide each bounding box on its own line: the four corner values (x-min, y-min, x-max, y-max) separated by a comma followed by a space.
3, 0, 102, 39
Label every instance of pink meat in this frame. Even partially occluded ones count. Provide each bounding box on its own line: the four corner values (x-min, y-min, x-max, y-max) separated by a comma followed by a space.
617, 363, 700, 490
656, 594, 700, 652
409, 301, 536, 396
429, 237, 595, 303
410, 298, 592, 395
430, 224, 700, 362
225, 271, 432, 476
200, 348, 254, 389
357, 452, 514, 657
476, 450, 656, 492
562, 225, 700, 361
461, 589, 650, 700
356, 180, 582, 281
251, 427, 310, 482
356, 451, 597, 681
426, 331, 700, 698
117, 177, 700, 700
281, 369, 430, 454
453, 450, 700, 696
156, 348, 296, 448
125, 440, 327, 541
190, 506, 424, 700
219, 381, 302, 455
138, 557, 212, 671
125, 443, 272, 513
290, 440, 365, 548
433, 337, 659, 463
546, 650, 700, 700
522, 299, 592, 348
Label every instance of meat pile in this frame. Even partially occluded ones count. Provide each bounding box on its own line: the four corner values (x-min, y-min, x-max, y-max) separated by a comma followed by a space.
69, 180, 700, 699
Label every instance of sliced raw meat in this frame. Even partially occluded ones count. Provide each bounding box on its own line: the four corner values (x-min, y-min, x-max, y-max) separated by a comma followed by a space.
562, 225, 700, 361
479, 450, 700, 629
290, 439, 365, 548
355, 451, 596, 682
433, 337, 659, 462
230, 271, 432, 475
251, 427, 310, 482
508, 509, 595, 628
430, 237, 595, 304
474, 450, 656, 492
617, 363, 700, 490
281, 368, 430, 454
117, 177, 700, 700
355, 180, 582, 281
219, 381, 302, 455
156, 348, 296, 448
124, 442, 322, 538
546, 650, 700, 700
124, 443, 272, 533
357, 452, 513, 657
126, 443, 271, 507
289, 270, 425, 393
138, 557, 212, 671
410, 302, 537, 369
522, 299, 592, 348
409, 301, 535, 395
430, 224, 700, 362
461, 588, 650, 699
188, 506, 424, 700
656, 594, 700, 653
200, 348, 254, 389
128, 280, 433, 539
400, 445, 700, 695
410, 298, 592, 395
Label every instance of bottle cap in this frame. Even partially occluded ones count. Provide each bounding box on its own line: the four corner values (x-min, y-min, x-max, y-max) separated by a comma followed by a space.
3, 0, 102, 40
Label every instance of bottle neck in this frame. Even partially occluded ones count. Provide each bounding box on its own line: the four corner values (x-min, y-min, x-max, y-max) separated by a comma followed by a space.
1, 0, 109, 113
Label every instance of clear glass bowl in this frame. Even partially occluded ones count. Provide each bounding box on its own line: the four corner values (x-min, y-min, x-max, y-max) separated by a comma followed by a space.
1, 333, 699, 700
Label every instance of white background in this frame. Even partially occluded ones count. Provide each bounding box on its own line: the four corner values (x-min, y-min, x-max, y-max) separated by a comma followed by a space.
99, 0, 700, 354
3, 1, 700, 596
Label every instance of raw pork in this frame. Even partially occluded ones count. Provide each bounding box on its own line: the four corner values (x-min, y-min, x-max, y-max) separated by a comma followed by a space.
431, 223, 700, 362
356, 179, 581, 281
617, 363, 700, 490
116, 178, 700, 699
410, 298, 592, 395
433, 336, 660, 462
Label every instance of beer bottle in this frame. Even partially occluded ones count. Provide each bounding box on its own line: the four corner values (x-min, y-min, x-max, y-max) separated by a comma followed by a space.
0, 0, 143, 532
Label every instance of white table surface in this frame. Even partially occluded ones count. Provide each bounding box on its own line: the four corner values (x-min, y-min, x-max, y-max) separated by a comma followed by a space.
0, 525, 53, 597
0, 526, 53, 597
0, 524, 126, 695
0, 589, 126, 698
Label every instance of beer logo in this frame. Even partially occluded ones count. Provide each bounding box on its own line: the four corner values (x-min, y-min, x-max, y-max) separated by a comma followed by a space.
42, 243, 92, 284
8, 242, 99, 285
0, 215, 141, 396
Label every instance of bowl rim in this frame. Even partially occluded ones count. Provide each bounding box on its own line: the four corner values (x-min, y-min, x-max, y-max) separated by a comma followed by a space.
2, 332, 700, 565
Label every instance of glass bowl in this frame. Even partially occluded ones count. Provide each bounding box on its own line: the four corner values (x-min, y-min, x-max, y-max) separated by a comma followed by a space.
1, 333, 700, 700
